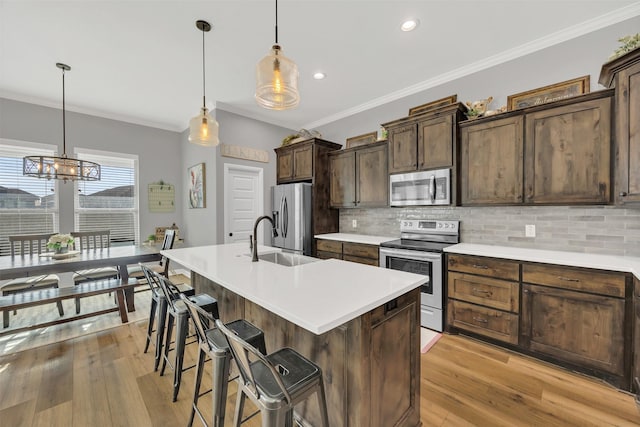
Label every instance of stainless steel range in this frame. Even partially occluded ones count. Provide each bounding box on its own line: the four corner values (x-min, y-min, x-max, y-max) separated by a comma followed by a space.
379, 220, 460, 331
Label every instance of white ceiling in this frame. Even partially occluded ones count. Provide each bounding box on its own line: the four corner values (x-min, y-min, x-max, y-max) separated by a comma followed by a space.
1, 1, 639, 132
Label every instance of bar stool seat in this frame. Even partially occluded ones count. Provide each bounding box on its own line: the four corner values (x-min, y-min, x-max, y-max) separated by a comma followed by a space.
216, 319, 330, 427
181, 294, 267, 427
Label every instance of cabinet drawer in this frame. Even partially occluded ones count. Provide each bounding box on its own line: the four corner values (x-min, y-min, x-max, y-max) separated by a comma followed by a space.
344, 254, 379, 266
448, 254, 519, 281
448, 272, 519, 313
447, 300, 519, 345
316, 239, 342, 253
522, 264, 626, 298
316, 250, 342, 260
343, 242, 378, 260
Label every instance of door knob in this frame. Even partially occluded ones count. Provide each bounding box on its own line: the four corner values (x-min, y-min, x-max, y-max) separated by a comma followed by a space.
229, 233, 233, 237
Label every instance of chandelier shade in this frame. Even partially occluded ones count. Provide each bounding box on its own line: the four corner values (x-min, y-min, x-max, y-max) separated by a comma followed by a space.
188, 20, 220, 147
23, 63, 100, 182
255, 0, 300, 110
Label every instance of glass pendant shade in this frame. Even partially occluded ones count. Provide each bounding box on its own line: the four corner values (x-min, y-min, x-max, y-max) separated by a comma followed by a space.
255, 45, 300, 110
188, 107, 220, 146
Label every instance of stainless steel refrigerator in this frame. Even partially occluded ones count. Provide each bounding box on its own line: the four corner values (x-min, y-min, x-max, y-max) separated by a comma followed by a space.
271, 183, 312, 255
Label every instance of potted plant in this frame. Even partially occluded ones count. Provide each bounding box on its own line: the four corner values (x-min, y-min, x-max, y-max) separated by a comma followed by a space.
47, 233, 75, 254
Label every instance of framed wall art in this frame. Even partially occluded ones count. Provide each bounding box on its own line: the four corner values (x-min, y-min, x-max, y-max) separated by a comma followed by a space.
408, 94, 457, 116
507, 76, 590, 111
188, 163, 206, 209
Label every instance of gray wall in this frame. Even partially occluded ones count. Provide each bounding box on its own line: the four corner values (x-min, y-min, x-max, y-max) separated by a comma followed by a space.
0, 97, 183, 242
314, 16, 640, 257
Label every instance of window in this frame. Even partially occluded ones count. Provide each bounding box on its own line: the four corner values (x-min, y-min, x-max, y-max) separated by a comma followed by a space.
74, 149, 139, 246
0, 140, 58, 256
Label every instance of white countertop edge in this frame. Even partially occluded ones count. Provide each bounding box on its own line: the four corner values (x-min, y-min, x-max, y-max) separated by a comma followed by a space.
444, 243, 640, 280
314, 233, 396, 246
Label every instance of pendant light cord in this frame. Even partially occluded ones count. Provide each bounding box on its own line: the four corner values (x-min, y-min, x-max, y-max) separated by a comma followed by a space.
275, 0, 278, 44
202, 26, 206, 109
61, 67, 66, 156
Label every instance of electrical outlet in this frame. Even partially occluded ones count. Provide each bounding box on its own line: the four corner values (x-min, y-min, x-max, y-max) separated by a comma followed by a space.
352, 219, 357, 228
525, 224, 536, 238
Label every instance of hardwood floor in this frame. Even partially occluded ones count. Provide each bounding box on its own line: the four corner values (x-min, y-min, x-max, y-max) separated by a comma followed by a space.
1, 305, 639, 426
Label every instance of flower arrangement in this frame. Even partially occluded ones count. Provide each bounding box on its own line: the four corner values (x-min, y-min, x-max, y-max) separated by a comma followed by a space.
47, 233, 75, 252
609, 33, 640, 61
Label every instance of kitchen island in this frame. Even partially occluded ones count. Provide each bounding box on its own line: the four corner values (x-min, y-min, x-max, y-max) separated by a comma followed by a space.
162, 243, 426, 427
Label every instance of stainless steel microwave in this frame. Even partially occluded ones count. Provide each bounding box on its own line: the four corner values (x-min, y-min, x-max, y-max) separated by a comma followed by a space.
389, 168, 451, 206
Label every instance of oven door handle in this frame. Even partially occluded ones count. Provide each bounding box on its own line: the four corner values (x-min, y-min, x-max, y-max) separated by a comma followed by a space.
379, 247, 443, 261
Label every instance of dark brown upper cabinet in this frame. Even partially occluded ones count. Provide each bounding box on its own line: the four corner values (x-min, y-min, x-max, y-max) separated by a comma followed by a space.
600, 48, 640, 205
329, 141, 388, 208
459, 90, 614, 206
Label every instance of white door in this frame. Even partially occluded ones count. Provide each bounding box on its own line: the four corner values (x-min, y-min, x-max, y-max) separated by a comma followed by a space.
224, 164, 264, 244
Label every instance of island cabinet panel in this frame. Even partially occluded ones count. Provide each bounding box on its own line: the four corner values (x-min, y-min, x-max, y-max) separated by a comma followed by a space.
460, 115, 524, 205
599, 48, 640, 204
524, 96, 612, 204
634, 277, 640, 394
329, 140, 388, 208
192, 272, 421, 427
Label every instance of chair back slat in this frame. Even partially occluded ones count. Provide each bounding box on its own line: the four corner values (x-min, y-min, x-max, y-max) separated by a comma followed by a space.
9, 233, 54, 257
155, 274, 184, 312
158, 229, 176, 275
180, 294, 216, 351
71, 230, 111, 251
215, 319, 293, 404
139, 263, 163, 298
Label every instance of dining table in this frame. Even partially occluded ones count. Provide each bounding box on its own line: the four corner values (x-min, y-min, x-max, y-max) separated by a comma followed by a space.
0, 245, 161, 312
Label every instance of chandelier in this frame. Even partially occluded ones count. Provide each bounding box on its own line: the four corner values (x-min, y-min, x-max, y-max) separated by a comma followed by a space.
23, 63, 100, 182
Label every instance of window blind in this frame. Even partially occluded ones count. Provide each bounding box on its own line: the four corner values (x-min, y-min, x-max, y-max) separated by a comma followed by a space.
75, 150, 139, 246
0, 142, 58, 256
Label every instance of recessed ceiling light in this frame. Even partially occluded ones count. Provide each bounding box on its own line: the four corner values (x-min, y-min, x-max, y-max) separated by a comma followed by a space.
401, 19, 419, 32
313, 72, 326, 80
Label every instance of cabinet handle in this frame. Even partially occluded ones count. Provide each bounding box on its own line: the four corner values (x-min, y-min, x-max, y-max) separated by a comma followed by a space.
619, 191, 628, 197
557, 276, 580, 282
472, 288, 492, 296
472, 317, 488, 324
472, 264, 489, 269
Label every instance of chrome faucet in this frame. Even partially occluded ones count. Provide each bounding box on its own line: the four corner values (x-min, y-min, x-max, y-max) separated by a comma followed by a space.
252, 215, 278, 262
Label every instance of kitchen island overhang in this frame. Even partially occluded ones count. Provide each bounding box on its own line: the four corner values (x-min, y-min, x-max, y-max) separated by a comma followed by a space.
162, 243, 424, 427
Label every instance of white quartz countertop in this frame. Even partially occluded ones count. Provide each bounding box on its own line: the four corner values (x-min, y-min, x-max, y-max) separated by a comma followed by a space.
162, 243, 426, 335
445, 243, 640, 280
314, 233, 396, 246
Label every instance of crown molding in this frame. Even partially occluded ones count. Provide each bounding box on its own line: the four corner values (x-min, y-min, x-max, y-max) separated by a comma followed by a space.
302, 3, 640, 130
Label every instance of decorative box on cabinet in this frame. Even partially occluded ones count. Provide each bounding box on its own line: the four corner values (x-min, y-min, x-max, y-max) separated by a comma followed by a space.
600, 48, 640, 205
459, 90, 614, 206
329, 140, 388, 208
521, 263, 631, 390
447, 254, 520, 345
274, 138, 343, 255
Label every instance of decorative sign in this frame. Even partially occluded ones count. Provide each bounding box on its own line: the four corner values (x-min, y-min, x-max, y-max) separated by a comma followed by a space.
507, 76, 590, 111
148, 183, 175, 213
188, 163, 206, 208
408, 94, 458, 116
220, 143, 269, 163
345, 131, 378, 149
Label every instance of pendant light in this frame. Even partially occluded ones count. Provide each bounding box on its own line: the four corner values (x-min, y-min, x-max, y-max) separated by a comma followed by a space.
255, 0, 300, 110
188, 20, 219, 147
23, 63, 101, 182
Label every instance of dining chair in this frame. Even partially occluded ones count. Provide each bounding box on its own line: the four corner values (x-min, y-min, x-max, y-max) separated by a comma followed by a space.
216, 319, 330, 427
128, 229, 176, 279
71, 230, 119, 314
1, 233, 64, 328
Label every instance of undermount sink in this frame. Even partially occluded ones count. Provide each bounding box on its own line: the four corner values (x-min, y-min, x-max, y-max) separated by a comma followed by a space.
254, 251, 319, 267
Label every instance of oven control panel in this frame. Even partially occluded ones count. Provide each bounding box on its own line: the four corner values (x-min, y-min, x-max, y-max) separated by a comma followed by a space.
400, 220, 459, 234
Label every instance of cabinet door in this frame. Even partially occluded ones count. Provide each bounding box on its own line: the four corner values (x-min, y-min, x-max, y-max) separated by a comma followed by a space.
277, 149, 294, 182
293, 145, 313, 181
329, 151, 356, 208
521, 283, 625, 376
524, 97, 612, 204
616, 60, 640, 204
460, 116, 524, 205
388, 123, 417, 173
634, 277, 640, 392
356, 143, 388, 207
417, 114, 453, 170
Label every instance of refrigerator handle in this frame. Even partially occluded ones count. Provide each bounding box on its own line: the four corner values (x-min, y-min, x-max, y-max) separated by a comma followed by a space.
283, 196, 288, 238
279, 195, 285, 232
272, 210, 279, 231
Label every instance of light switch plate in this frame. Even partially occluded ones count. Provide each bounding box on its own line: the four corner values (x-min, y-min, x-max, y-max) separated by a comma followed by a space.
525, 224, 536, 237
352, 219, 357, 228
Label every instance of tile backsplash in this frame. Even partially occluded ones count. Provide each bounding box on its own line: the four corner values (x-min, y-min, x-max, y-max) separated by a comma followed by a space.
339, 205, 640, 257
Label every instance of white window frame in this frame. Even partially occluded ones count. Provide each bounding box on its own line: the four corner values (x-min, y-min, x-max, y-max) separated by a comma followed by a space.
74, 148, 140, 246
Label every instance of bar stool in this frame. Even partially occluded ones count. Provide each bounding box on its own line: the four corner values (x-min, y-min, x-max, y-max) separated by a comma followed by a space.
216, 319, 330, 427
181, 295, 266, 427
139, 264, 194, 371
156, 273, 218, 402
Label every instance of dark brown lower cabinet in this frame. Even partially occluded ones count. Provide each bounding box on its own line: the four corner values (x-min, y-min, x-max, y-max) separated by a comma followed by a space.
634, 277, 640, 395
521, 283, 627, 386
